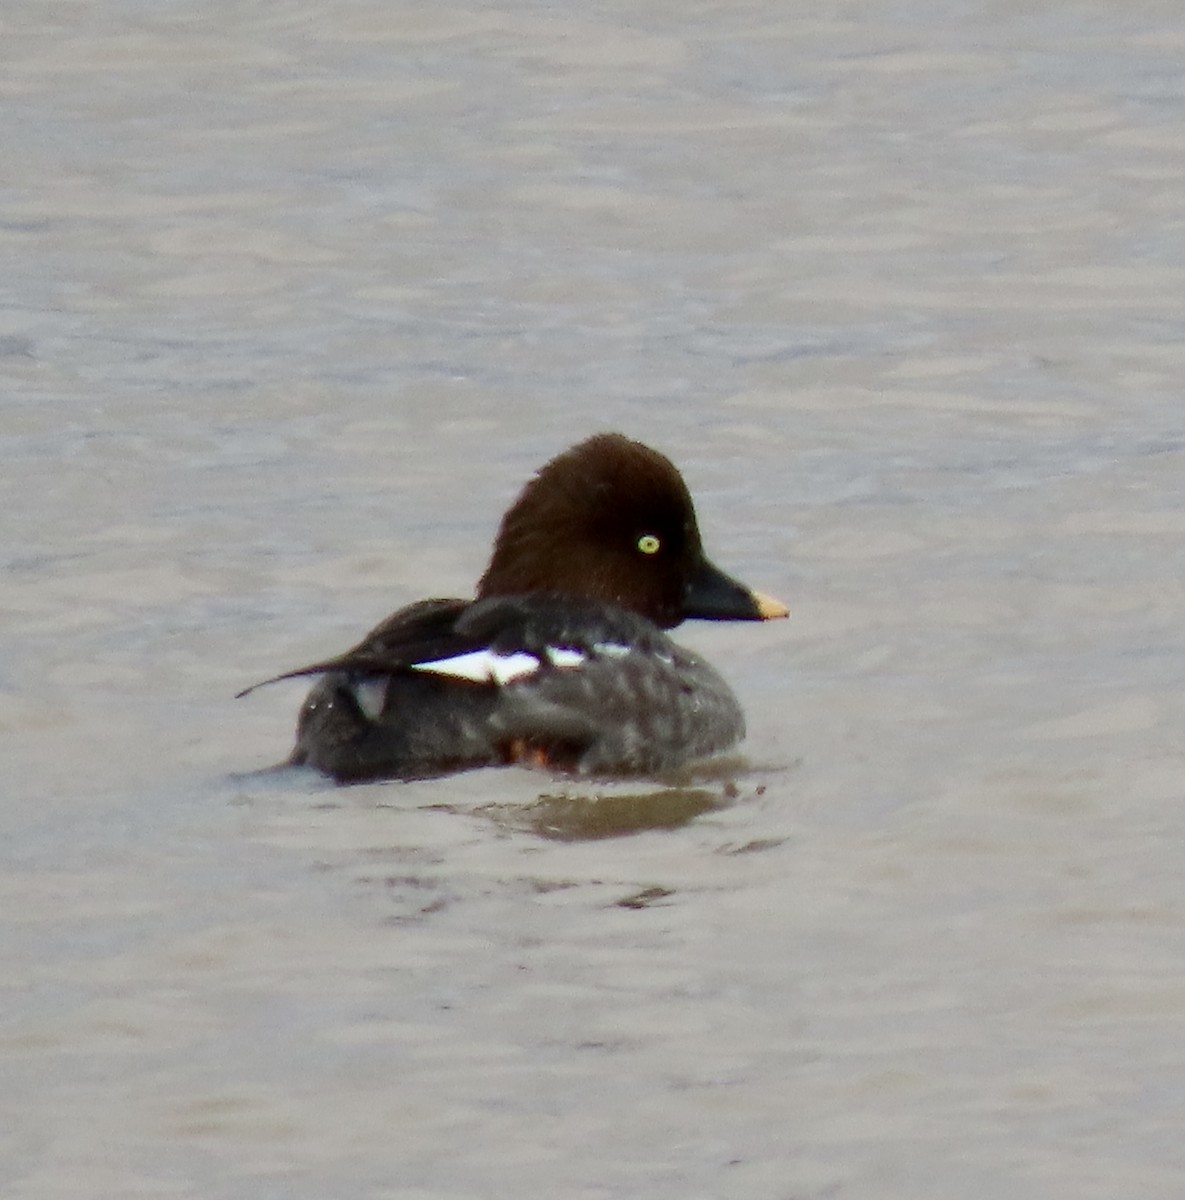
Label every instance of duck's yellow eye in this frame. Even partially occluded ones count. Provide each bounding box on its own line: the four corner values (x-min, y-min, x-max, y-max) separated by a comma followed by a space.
636, 534, 661, 555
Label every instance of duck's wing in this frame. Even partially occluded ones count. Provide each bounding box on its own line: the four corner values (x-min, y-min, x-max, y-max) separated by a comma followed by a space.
235, 597, 473, 697
395, 593, 669, 684
238, 593, 669, 698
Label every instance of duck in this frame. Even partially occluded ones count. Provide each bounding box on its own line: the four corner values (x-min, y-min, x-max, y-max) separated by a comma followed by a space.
239, 433, 787, 782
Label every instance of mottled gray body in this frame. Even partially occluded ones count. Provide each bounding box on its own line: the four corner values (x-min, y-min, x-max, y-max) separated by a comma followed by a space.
293, 636, 744, 782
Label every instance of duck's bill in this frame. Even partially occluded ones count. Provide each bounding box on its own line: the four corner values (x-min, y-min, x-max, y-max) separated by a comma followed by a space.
750, 589, 790, 620
683, 559, 789, 622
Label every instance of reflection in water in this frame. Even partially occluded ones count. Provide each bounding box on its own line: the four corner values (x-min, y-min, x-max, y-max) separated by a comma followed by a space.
465, 753, 767, 840
476, 783, 732, 841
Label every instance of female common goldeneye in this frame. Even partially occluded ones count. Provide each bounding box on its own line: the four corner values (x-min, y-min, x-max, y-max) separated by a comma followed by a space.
240, 433, 786, 782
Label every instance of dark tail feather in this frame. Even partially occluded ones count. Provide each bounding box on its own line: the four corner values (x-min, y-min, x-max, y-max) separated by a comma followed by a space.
235, 663, 337, 699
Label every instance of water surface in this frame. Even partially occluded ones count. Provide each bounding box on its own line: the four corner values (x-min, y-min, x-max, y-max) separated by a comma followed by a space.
4, 2, 1185, 1197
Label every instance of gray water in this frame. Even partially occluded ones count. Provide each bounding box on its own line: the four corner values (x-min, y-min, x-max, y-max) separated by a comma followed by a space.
4, 2, 1185, 1197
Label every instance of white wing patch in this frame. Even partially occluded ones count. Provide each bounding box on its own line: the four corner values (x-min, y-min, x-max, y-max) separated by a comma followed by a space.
411, 649, 541, 685
545, 646, 585, 669
410, 642, 631, 685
